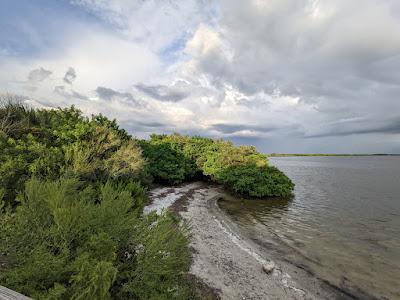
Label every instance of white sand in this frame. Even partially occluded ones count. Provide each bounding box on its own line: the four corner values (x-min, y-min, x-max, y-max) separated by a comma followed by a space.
146, 182, 353, 300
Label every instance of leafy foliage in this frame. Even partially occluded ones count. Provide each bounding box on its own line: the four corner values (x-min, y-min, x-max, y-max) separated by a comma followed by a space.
139, 139, 188, 184
115, 213, 191, 300
140, 134, 294, 198
0, 99, 193, 299
218, 164, 295, 197
0, 100, 147, 206
105, 141, 145, 180
0, 178, 191, 299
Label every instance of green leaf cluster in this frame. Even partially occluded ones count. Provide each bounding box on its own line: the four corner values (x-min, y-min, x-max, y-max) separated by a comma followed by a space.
140, 134, 294, 198
0, 101, 143, 206
0, 100, 193, 299
0, 178, 191, 299
218, 165, 295, 197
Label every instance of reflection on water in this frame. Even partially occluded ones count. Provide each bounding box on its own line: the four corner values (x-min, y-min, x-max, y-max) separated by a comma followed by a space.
218, 156, 400, 300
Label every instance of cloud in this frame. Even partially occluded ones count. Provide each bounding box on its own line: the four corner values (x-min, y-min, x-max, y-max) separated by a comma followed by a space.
307, 117, 400, 138
135, 81, 190, 102
207, 0, 400, 98
95, 86, 130, 100
183, 24, 233, 83
95, 86, 138, 104
169, 0, 400, 151
0, 26, 163, 92
63, 67, 76, 84
54, 85, 89, 100
135, 121, 166, 128
27, 67, 52, 82
71, 0, 216, 51
58, 30, 162, 91
2, 0, 400, 153
209, 123, 275, 134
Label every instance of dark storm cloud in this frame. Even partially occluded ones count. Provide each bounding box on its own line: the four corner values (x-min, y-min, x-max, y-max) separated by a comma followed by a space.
27, 67, 52, 82
307, 117, 400, 138
63, 67, 76, 84
135, 81, 190, 102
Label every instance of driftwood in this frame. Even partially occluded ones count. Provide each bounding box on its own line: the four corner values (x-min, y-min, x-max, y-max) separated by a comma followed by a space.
0, 286, 31, 300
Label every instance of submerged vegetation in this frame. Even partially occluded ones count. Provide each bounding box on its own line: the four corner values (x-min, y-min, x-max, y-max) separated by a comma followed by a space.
0, 99, 293, 299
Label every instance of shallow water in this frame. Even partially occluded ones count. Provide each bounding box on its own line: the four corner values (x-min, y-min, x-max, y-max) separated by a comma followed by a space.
218, 156, 400, 299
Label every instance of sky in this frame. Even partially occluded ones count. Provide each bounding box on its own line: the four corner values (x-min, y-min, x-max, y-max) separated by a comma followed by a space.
1, 0, 400, 153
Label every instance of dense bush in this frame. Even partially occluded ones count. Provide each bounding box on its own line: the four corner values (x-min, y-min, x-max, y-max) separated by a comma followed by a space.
139, 134, 210, 183
0, 100, 193, 299
140, 134, 294, 198
114, 212, 191, 299
0, 178, 191, 299
198, 140, 267, 179
218, 164, 295, 197
0, 100, 143, 206
139, 140, 188, 184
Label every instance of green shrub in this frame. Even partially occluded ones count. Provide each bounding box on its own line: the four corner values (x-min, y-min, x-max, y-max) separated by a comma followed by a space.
0, 98, 38, 138
115, 212, 192, 300
0, 133, 65, 205
218, 164, 294, 197
199, 140, 267, 179
105, 140, 145, 181
92, 113, 131, 141
0, 177, 191, 299
138, 133, 293, 197
68, 253, 117, 300
141, 134, 214, 183
139, 141, 187, 184
0, 100, 151, 206
0, 103, 96, 205
0, 188, 4, 206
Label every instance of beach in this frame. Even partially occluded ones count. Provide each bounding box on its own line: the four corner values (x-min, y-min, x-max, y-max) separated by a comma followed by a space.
146, 182, 354, 300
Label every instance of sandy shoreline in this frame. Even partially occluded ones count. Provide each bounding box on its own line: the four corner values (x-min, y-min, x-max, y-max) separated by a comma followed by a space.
146, 182, 356, 300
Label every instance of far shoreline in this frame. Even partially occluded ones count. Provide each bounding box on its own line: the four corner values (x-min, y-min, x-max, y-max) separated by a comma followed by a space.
269, 153, 400, 157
